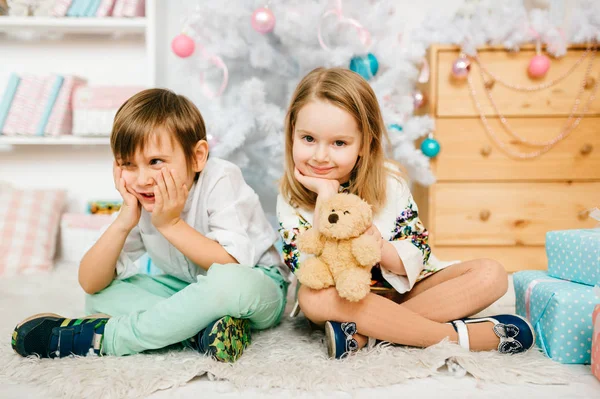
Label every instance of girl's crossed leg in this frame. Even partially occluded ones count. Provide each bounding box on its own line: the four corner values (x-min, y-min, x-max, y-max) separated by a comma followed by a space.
298, 258, 509, 351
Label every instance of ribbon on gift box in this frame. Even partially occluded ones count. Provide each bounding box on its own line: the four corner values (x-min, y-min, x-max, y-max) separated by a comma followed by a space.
590, 207, 600, 226
524, 278, 569, 321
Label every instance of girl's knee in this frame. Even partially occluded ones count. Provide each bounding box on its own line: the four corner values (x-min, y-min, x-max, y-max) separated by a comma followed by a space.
476, 258, 508, 297
298, 285, 337, 323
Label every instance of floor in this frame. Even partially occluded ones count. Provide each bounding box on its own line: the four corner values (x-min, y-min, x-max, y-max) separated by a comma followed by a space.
0, 266, 598, 398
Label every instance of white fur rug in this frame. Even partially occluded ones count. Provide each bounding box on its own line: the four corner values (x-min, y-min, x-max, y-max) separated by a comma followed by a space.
0, 264, 575, 399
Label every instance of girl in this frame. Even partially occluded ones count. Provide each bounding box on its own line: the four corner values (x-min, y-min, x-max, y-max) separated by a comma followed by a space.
12, 88, 289, 363
277, 67, 534, 359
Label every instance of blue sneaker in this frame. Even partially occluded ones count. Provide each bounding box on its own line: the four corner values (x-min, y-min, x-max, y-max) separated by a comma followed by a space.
325, 321, 359, 359
450, 314, 535, 354
12, 313, 109, 358
190, 316, 251, 363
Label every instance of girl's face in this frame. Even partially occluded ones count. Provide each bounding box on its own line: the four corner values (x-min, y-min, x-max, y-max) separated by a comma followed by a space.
118, 127, 195, 212
292, 99, 362, 184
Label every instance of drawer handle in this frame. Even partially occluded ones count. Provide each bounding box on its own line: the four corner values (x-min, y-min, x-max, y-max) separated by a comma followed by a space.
479, 210, 491, 221
580, 143, 593, 155
480, 146, 492, 157
578, 210, 590, 221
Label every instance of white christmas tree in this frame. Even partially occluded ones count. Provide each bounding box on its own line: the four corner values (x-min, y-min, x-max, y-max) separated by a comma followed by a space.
412, 0, 600, 57
169, 0, 436, 218
169, 0, 600, 219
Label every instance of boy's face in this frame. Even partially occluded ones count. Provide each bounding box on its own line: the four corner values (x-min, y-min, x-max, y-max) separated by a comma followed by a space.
117, 127, 197, 213
292, 99, 362, 184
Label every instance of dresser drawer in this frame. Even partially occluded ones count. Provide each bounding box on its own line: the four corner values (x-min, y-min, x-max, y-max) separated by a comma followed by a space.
435, 47, 600, 117
432, 246, 547, 272
433, 118, 600, 181
431, 182, 599, 246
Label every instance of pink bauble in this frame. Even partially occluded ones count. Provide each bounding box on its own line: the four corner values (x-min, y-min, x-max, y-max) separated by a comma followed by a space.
171, 34, 195, 58
451, 56, 470, 80
528, 54, 551, 78
413, 90, 427, 110
251, 7, 276, 34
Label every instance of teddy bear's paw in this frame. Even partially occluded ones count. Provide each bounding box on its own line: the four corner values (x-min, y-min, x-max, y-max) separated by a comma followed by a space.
351, 235, 382, 267
336, 269, 371, 302
297, 229, 324, 254
296, 257, 335, 289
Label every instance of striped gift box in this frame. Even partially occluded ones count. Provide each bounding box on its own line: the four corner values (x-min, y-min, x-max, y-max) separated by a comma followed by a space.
45, 76, 87, 136
51, 0, 73, 17
2, 76, 46, 135
2, 75, 63, 136
72, 85, 145, 136
95, 0, 115, 17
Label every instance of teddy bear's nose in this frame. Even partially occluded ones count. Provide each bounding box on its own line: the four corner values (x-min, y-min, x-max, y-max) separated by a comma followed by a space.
328, 213, 339, 224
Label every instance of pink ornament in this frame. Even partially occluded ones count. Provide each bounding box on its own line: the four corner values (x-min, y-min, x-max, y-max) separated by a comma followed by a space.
413, 90, 427, 110
171, 34, 195, 58
528, 54, 551, 79
317, 2, 371, 52
251, 7, 276, 34
451, 56, 470, 80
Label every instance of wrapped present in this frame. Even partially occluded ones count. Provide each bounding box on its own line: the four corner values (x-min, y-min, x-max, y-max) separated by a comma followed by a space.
514, 270, 599, 364
72, 86, 145, 136
546, 223, 600, 287
592, 287, 600, 381
45, 76, 86, 136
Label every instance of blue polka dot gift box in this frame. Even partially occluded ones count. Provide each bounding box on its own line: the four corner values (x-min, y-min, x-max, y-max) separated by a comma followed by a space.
546, 228, 600, 287
514, 270, 599, 364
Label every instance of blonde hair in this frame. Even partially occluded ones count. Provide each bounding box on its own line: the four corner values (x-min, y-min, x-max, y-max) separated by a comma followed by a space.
280, 67, 400, 213
111, 88, 207, 172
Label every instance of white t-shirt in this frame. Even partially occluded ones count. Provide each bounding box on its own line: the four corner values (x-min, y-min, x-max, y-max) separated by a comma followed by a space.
113, 157, 290, 283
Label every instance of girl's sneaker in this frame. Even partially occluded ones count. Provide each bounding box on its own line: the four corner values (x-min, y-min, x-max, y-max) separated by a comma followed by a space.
324, 321, 359, 359
12, 313, 110, 358
449, 314, 535, 354
193, 315, 251, 363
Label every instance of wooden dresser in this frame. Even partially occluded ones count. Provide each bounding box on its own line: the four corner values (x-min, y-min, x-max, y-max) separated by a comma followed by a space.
412, 44, 600, 272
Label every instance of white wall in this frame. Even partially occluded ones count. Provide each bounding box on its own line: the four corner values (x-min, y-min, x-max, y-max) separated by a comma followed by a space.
0, 0, 462, 213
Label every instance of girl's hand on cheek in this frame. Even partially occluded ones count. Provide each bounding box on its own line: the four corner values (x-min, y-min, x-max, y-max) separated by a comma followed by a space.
151, 168, 189, 230
294, 167, 339, 198
113, 162, 141, 232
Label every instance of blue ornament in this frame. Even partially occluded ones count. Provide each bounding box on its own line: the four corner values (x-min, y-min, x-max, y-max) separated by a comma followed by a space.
389, 124, 403, 132
349, 53, 379, 81
421, 137, 440, 158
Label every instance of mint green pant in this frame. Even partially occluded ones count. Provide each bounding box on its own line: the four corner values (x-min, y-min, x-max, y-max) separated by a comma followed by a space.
84, 263, 288, 356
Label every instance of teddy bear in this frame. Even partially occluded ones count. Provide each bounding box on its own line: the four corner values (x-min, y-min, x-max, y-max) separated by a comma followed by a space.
296, 192, 381, 302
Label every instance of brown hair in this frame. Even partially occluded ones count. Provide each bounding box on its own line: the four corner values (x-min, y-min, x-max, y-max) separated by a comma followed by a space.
111, 88, 206, 171
280, 67, 400, 213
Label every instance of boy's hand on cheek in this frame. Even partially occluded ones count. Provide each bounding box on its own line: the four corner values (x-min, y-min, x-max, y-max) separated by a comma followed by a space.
113, 162, 141, 232
294, 167, 339, 198
151, 168, 189, 231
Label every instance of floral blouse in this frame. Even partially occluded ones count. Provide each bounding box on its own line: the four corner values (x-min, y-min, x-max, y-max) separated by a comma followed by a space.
276, 172, 457, 294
